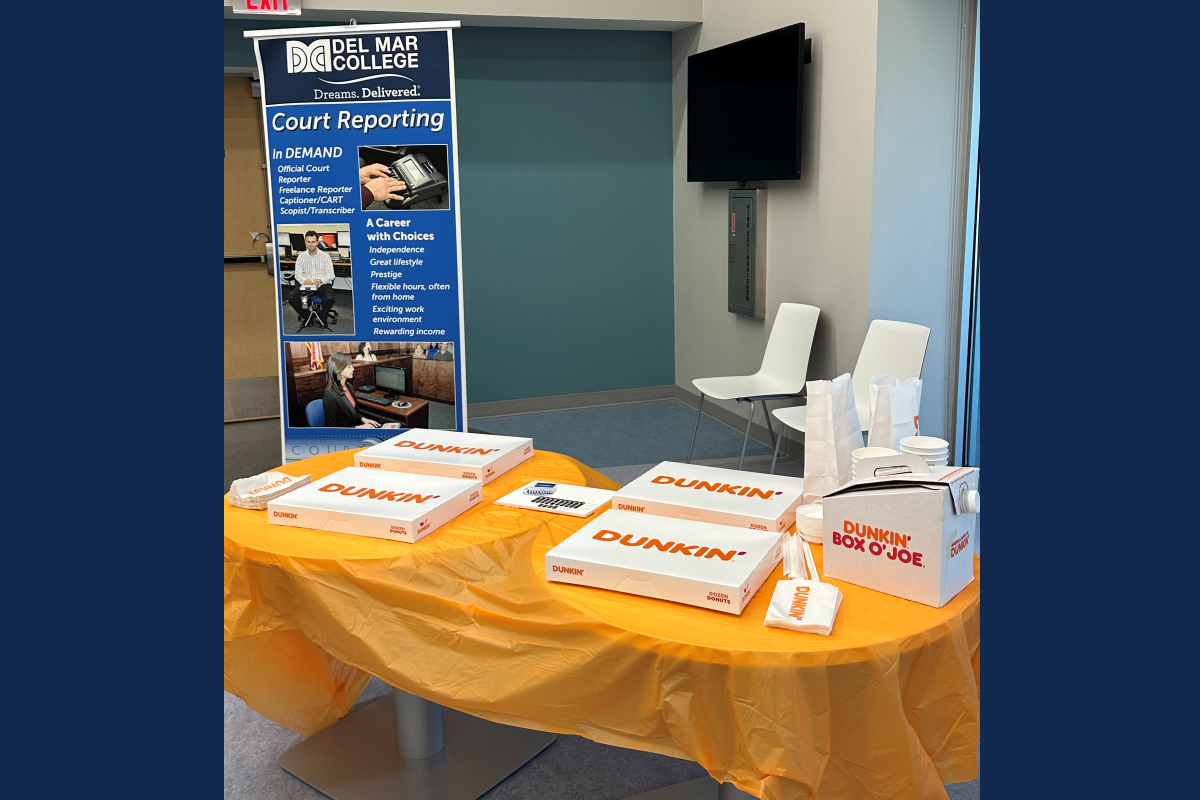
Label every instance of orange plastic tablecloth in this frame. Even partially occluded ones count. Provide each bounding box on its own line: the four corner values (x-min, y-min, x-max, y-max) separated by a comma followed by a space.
225, 450, 979, 800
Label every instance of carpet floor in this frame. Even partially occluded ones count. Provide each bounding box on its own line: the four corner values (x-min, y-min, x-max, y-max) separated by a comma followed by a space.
470, 400, 774, 468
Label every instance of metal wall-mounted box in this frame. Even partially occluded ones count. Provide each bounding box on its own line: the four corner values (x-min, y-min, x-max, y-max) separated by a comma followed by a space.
728, 189, 766, 319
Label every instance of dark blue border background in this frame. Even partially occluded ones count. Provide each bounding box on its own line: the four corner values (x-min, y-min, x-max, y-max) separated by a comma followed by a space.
12, 1, 1196, 795
985, 1, 1192, 796
12, 2, 214, 795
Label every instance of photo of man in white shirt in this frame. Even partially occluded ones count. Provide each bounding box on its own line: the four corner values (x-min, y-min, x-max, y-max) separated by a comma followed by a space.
287, 231, 337, 327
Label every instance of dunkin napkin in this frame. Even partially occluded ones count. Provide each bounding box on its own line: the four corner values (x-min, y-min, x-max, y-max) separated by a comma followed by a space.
767, 541, 843, 635
228, 471, 311, 510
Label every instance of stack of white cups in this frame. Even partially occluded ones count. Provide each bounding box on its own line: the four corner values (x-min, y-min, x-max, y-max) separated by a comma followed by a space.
899, 436, 950, 467
851, 447, 898, 481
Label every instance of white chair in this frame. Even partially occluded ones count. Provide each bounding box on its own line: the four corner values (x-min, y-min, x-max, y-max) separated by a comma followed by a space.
769, 319, 930, 473
686, 303, 821, 469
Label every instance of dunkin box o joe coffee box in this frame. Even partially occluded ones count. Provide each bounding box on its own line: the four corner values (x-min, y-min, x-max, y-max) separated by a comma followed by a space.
545, 509, 784, 615
611, 462, 805, 533
821, 456, 980, 608
267, 467, 482, 544
354, 429, 533, 485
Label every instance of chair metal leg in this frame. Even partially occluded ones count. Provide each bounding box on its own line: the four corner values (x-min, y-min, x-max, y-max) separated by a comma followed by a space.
296, 309, 330, 334
760, 400, 776, 448
738, 402, 755, 471
770, 423, 786, 475
686, 394, 705, 463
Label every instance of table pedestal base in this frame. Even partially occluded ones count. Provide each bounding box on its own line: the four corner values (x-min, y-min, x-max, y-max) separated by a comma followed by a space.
279, 689, 557, 800
625, 776, 756, 800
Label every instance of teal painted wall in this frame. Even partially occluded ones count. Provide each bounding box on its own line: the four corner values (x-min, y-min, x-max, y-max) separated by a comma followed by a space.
455, 27, 673, 403
224, 23, 675, 404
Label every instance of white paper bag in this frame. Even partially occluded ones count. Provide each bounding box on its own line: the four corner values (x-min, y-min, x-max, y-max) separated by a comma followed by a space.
802, 373, 861, 504
866, 375, 923, 451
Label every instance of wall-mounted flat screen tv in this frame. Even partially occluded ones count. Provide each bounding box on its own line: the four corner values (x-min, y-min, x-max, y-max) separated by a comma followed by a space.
687, 23, 809, 182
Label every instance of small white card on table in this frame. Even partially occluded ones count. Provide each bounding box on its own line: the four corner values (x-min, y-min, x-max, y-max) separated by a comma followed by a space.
494, 481, 615, 517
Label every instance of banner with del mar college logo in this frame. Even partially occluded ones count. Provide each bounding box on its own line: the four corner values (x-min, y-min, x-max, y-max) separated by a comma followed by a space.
247, 22, 467, 463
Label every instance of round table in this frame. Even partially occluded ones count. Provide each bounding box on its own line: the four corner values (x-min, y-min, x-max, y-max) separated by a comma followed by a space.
225, 450, 979, 800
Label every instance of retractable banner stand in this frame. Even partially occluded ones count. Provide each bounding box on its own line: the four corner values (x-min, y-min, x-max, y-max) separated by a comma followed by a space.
247, 22, 467, 463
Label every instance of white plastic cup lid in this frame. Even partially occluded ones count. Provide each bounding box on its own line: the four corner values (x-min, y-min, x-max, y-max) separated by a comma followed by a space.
852, 446, 900, 460
900, 436, 950, 451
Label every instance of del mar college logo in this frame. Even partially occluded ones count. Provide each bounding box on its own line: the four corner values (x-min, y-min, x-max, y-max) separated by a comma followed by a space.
287, 40, 332, 73
263, 34, 445, 102
285, 36, 422, 77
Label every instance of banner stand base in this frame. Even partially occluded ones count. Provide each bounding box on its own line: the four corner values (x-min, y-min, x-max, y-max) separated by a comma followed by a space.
279, 689, 556, 800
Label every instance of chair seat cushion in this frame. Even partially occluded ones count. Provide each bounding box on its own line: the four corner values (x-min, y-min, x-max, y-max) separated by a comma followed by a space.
771, 405, 808, 432
692, 375, 803, 401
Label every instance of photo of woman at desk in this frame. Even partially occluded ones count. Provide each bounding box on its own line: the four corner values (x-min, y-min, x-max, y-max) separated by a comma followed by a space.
322, 352, 381, 429
285, 341, 451, 430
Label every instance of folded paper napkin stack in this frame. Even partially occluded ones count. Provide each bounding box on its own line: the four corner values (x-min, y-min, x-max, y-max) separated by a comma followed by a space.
228, 471, 311, 510
767, 539, 844, 636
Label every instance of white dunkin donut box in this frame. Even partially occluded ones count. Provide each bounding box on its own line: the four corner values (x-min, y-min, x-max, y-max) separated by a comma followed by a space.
354, 429, 533, 484
267, 467, 482, 543
611, 462, 805, 533
822, 456, 980, 608
545, 509, 784, 615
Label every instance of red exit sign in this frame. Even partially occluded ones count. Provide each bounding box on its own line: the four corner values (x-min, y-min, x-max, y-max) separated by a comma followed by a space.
231, 0, 301, 15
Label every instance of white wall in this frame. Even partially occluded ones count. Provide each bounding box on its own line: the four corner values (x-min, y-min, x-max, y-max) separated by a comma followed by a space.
672, 2, 881, 440
868, 0, 975, 442
673, 0, 975, 451
224, 0, 703, 30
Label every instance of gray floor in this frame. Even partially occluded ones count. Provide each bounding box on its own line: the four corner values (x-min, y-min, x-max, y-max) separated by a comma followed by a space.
225, 680, 709, 800
224, 400, 979, 799
471, 400, 773, 468
225, 418, 286, 493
